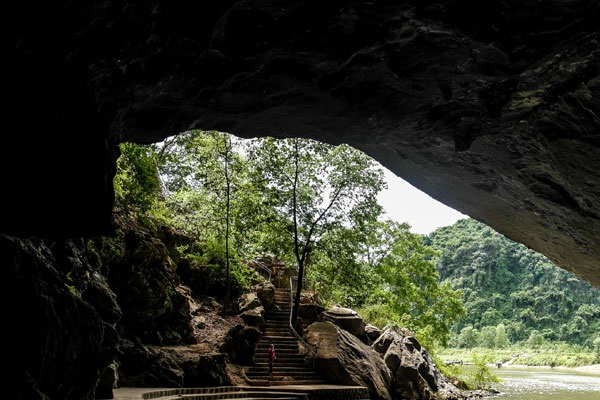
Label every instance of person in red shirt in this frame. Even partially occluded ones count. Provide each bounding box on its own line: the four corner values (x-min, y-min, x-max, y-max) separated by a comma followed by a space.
268, 344, 276, 377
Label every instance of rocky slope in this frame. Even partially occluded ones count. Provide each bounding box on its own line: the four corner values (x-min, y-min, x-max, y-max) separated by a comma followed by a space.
2, 212, 491, 399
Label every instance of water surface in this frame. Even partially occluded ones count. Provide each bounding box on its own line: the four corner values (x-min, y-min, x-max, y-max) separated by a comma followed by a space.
488, 366, 600, 399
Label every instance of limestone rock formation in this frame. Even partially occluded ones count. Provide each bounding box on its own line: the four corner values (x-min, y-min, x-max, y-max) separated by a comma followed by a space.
374, 329, 467, 399
117, 342, 235, 388
320, 305, 367, 342
4, 1, 600, 291
1, 214, 247, 399
3, 1, 600, 399
219, 324, 262, 366
304, 320, 489, 400
304, 321, 394, 400
1, 235, 120, 400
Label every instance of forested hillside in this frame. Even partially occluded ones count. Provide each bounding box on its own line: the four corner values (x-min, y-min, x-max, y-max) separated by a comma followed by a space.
425, 219, 600, 349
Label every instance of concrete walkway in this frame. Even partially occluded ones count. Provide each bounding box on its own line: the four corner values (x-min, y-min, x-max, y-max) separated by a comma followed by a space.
111, 384, 370, 400
109, 387, 162, 400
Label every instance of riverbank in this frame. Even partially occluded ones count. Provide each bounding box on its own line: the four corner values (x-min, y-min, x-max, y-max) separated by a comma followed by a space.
492, 361, 600, 374
440, 347, 598, 369
573, 363, 600, 372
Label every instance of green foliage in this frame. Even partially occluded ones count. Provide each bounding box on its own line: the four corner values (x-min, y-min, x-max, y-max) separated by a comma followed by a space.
116, 131, 469, 348
245, 136, 386, 261
495, 324, 510, 349
244, 136, 388, 324
526, 330, 546, 348
178, 244, 256, 297
323, 219, 467, 349
355, 303, 402, 330
427, 218, 600, 348
362, 221, 466, 348
467, 353, 501, 390
457, 326, 480, 349
114, 142, 161, 215
439, 346, 596, 368
592, 337, 600, 363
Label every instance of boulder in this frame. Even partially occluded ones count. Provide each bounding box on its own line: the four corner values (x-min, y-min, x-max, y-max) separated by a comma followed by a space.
379, 329, 469, 400
365, 324, 382, 343
255, 281, 276, 309
320, 306, 367, 341
304, 321, 392, 400
219, 325, 262, 365
241, 306, 266, 331
238, 292, 262, 312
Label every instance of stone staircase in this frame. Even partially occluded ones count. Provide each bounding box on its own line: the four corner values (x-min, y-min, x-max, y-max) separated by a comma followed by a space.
118, 385, 370, 400
246, 288, 327, 386
112, 287, 371, 400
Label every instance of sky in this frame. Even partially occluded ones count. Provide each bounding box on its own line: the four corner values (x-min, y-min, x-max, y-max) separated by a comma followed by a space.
376, 166, 468, 235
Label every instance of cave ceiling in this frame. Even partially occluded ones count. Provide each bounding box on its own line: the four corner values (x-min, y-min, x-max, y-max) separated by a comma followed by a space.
3, 1, 600, 287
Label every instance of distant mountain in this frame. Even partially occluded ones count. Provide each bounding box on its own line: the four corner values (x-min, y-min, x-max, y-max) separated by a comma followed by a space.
424, 219, 600, 347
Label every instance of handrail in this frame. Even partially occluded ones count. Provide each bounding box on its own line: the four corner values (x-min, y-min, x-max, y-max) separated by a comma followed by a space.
290, 276, 313, 292
246, 259, 271, 282
288, 277, 318, 368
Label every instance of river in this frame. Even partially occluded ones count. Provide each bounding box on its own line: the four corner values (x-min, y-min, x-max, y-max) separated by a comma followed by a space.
485, 366, 600, 399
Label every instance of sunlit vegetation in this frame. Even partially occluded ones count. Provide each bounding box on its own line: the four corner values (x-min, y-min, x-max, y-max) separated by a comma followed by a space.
439, 346, 597, 368
425, 219, 600, 350
114, 130, 600, 365
114, 130, 465, 349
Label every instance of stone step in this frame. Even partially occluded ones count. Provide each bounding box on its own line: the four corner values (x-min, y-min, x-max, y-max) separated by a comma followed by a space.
252, 372, 314, 377
265, 319, 288, 325
255, 351, 301, 357
257, 342, 297, 348
264, 323, 289, 328
267, 312, 290, 317
178, 391, 308, 399
256, 344, 297, 350
256, 342, 297, 348
255, 349, 304, 356
261, 334, 293, 339
119, 385, 371, 399
249, 364, 313, 370
251, 364, 311, 370
266, 317, 288, 322
253, 358, 309, 363
255, 355, 308, 361
269, 380, 329, 386
246, 371, 319, 377
263, 327, 289, 331
260, 336, 298, 341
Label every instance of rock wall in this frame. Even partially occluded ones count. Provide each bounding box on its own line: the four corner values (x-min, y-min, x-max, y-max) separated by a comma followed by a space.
3, 1, 600, 290
3, 2, 600, 399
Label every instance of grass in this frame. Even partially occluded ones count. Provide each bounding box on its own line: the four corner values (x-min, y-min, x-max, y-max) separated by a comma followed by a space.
438, 347, 598, 368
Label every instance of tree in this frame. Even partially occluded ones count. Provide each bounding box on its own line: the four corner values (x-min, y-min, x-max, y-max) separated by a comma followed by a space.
364, 220, 466, 348
246, 137, 386, 326
457, 325, 480, 349
114, 142, 161, 215
527, 330, 545, 348
117, 133, 467, 349
156, 130, 248, 311
480, 326, 496, 349
468, 353, 500, 390
427, 218, 600, 347
593, 337, 600, 363
495, 323, 510, 348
